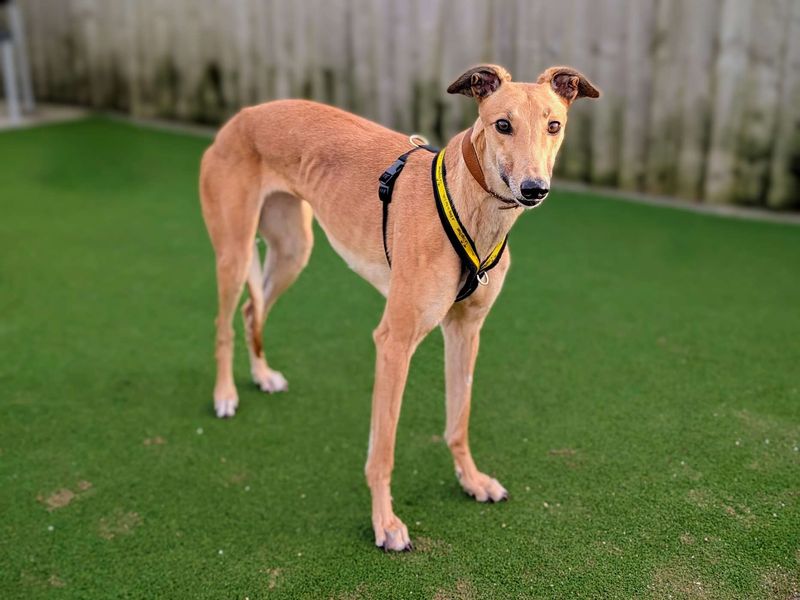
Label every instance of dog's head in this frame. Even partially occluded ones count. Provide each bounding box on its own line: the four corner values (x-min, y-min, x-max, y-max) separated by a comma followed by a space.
448, 64, 600, 208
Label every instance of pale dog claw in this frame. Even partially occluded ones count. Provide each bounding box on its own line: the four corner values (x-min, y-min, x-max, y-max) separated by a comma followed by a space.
462, 475, 508, 503
375, 519, 412, 552
254, 369, 289, 394
214, 398, 237, 418
488, 492, 509, 503
380, 541, 413, 552
381, 531, 412, 552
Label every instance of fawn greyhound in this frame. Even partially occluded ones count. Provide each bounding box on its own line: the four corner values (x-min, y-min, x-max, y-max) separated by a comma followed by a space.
200, 64, 599, 551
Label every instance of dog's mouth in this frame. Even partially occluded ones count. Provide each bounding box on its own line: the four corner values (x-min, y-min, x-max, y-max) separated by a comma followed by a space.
495, 195, 521, 210
496, 195, 547, 210
516, 194, 548, 209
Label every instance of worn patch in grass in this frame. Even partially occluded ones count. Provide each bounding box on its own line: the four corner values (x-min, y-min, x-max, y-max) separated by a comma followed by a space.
39, 488, 75, 511
433, 579, 477, 600
99, 510, 142, 540
761, 566, 800, 599
680, 532, 696, 545
38, 481, 93, 512
648, 565, 716, 599
413, 536, 453, 555
265, 567, 282, 590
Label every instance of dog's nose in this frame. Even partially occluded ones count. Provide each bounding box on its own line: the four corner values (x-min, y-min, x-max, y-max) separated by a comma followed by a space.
520, 179, 549, 201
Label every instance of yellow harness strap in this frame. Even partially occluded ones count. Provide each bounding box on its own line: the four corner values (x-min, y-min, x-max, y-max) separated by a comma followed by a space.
432, 149, 507, 301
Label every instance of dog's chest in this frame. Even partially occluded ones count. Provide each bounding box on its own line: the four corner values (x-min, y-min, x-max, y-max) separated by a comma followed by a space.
319, 223, 391, 297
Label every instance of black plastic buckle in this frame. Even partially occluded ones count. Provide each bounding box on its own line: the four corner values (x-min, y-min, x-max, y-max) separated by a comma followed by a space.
378, 157, 409, 204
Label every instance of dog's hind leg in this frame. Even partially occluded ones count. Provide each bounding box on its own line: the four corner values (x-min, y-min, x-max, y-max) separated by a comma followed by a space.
242, 192, 314, 393
200, 158, 264, 418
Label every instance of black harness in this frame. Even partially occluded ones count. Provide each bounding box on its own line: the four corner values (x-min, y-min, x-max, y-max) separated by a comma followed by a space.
378, 142, 507, 302
377, 141, 438, 266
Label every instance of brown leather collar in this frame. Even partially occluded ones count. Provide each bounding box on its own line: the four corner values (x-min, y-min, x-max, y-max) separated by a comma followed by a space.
460, 126, 490, 193
460, 126, 519, 208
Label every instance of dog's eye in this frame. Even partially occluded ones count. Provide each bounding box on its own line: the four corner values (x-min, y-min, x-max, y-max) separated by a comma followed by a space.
495, 119, 512, 135
548, 121, 561, 135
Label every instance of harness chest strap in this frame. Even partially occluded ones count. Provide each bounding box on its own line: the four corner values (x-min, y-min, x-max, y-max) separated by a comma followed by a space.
377, 142, 438, 265
431, 148, 507, 301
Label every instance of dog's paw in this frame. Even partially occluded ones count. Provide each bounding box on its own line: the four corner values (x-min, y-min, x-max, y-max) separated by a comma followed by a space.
252, 368, 289, 394
214, 396, 238, 418
458, 470, 508, 503
373, 514, 412, 552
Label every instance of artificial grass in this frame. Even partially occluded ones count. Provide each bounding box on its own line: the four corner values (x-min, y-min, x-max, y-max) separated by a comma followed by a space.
0, 117, 798, 599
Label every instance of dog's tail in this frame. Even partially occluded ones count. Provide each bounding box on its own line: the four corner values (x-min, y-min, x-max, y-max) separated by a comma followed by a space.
242, 242, 265, 358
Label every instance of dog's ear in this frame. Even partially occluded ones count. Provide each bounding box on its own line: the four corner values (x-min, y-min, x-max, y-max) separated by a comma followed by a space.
447, 65, 512, 101
537, 66, 600, 105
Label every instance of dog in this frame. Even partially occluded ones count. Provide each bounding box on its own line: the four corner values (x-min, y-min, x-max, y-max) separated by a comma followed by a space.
199, 64, 599, 551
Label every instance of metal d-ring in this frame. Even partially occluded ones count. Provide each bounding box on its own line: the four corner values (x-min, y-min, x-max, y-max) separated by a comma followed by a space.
409, 133, 430, 148
477, 271, 489, 286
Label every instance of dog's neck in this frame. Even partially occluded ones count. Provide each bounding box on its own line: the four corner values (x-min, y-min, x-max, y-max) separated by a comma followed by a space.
443, 124, 522, 260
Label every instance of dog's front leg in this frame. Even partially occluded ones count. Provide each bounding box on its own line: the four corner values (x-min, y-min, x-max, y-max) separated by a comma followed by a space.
365, 304, 434, 551
441, 305, 508, 503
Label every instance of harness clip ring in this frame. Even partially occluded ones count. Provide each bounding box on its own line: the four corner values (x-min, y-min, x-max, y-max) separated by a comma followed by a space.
477, 271, 489, 286
409, 133, 430, 148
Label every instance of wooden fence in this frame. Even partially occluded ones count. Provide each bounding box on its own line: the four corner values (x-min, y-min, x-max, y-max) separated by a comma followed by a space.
19, 0, 800, 208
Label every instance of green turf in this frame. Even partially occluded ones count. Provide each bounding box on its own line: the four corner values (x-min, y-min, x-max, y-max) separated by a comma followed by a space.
1, 118, 799, 599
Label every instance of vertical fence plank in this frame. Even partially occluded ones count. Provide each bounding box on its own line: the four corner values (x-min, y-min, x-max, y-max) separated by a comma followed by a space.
490, 0, 517, 75
175, 0, 202, 119
734, 0, 790, 205
557, 0, 592, 181
250, 0, 271, 104
388, 0, 413, 132
372, 0, 392, 126
306, 0, 323, 105
215, 0, 239, 114
51, 0, 68, 98
267, 0, 290, 101
348, 0, 376, 119
285, 1, 307, 99
644, 0, 683, 195
439, 0, 490, 137
674, 0, 720, 200
20, 0, 45, 98
318, 0, 349, 109
618, 0, 655, 191
410, 0, 445, 139
91, 0, 111, 107
105, 0, 131, 111
123, 0, 141, 116
231, 0, 254, 108
69, 0, 89, 106
767, 1, 800, 208
590, 0, 625, 186
704, 0, 754, 203
131, 0, 153, 117
513, 0, 542, 83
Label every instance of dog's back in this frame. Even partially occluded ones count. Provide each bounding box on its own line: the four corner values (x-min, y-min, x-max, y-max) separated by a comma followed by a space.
205, 99, 408, 189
